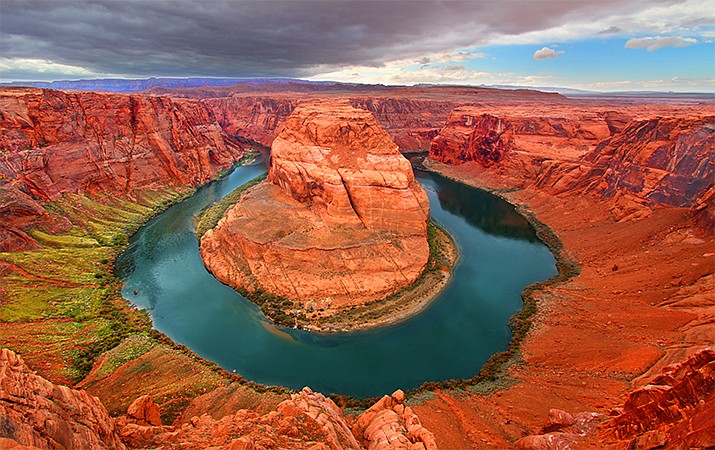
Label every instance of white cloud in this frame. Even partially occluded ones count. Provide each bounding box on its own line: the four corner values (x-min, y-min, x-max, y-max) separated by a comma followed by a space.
0, 57, 96, 76
625, 36, 697, 50
483, 0, 715, 46
571, 76, 715, 92
533, 47, 564, 60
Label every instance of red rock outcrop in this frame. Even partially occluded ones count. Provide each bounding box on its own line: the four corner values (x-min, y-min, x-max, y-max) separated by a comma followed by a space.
429, 113, 514, 166
353, 389, 438, 450
117, 386, 439, 450
429, 106, 612, 168
580, 116, 715, 206
0, 347, 125, 449
599, 348, 715, 449
200, 102, 429, 310
117, 387, 362, 450
126, 395, 162, 427
0, 87, 246, 201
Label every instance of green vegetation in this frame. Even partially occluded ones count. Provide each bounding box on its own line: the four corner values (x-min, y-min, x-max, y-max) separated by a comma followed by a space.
195, 173, 266, 237
89, 333, 157, 380
0, 187, 190, 382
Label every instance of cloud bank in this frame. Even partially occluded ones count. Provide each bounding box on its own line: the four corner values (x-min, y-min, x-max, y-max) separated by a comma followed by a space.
1, 0, 705, 80
625, 36, 698, 51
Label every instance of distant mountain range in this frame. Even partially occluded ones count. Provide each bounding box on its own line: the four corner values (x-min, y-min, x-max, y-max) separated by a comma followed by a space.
2, 77, 713, 99
0, 77, 338, 92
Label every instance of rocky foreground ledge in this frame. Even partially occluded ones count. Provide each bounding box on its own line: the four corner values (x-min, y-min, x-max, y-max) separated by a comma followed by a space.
200, 102, 439, 328
0, 347, 437, 450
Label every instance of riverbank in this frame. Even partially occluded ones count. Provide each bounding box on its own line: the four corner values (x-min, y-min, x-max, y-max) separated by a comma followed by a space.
305, 221, 459, 332
412, 159, 714, 448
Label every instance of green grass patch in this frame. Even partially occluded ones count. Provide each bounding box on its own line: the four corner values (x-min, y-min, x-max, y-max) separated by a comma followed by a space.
195, 174, 266, 237
30, 229, 99, 248
91, 333, 157, 380
0, 187, 188, 383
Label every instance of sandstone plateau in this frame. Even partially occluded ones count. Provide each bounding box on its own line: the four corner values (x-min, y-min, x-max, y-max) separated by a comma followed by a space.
1, 84, 714, 449
200, 102, 430, 313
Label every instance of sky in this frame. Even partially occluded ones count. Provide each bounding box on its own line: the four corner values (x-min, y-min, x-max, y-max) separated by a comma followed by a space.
1, 0, 714, 92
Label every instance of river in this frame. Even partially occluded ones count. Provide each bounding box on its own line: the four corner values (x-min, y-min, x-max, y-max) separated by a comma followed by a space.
116, 160, 556, 397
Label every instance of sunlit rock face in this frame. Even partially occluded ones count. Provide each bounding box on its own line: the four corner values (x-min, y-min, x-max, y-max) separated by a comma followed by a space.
201, 102, 429, 310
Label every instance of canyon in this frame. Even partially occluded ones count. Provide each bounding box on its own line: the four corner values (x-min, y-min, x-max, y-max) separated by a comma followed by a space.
199, 102, 431, 321
0, 83, 712, 449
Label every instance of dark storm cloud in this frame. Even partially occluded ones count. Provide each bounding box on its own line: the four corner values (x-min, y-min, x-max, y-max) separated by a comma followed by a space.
1, 0, 659, 79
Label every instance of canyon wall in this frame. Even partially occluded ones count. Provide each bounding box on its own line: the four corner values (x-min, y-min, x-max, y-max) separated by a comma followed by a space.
0, 88, 246, 200
421, 103, 713, 448
200, 102, 429, 313
205, 95, 455, 151
429, 106, 714, 225
0, 87, 247, 250
1, 347, 437, 450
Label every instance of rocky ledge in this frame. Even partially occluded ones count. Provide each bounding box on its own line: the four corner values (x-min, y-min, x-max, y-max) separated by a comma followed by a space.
200, 102, 430, 322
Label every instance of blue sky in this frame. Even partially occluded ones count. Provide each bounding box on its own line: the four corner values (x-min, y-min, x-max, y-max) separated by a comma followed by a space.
1, 0, 714, 92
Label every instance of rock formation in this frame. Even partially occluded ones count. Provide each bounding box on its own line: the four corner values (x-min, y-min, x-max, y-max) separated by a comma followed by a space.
430, 106, 714, 225
0, 348, 125, 449
201, 102, 429, 311
117, 387, 363, 450
0, 185, 72, 251
117, 387, 437, 450
0, 87, 248, 251
599, 348, 715, 449
0, 88, 246, 201
0, 346, 438, 450
580, 116, 715, 207
353, 389, 437, 450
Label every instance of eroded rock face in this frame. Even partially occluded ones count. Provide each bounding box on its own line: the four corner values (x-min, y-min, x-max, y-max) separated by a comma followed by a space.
599, 348, 715, 449
429, 107, 714, 227
430, 112, 514, 166
0, 185, 72, 251
581, 116, 715, 208
201, 102, 429, 310
0, 88, 246, 201
117, 387, 362, 450
0, 348, 125, 449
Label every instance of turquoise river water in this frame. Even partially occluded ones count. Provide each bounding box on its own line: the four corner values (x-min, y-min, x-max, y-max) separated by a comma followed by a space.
116, 161, 556, 397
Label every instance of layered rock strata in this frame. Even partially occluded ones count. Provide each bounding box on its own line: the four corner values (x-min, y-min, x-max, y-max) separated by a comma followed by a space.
201, 102, 429, 310
0, 87, 247, 251
600, 348, 715, 449
430, 107, 714, 224
0, 348, 125, 449
0, 88, 246, 200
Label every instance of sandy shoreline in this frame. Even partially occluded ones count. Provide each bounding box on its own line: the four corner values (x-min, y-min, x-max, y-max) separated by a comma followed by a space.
303, 222, 459, 333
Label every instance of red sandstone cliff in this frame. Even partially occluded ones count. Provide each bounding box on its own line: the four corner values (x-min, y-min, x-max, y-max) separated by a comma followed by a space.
205, 95, 455, 151
0, 87, 248, 250
200, 102, 429, 313
0, 88, 246, 201
429, 106, 714, 225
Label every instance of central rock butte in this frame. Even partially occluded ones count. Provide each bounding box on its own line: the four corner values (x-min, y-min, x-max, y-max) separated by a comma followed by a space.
200, 102, 430, 315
